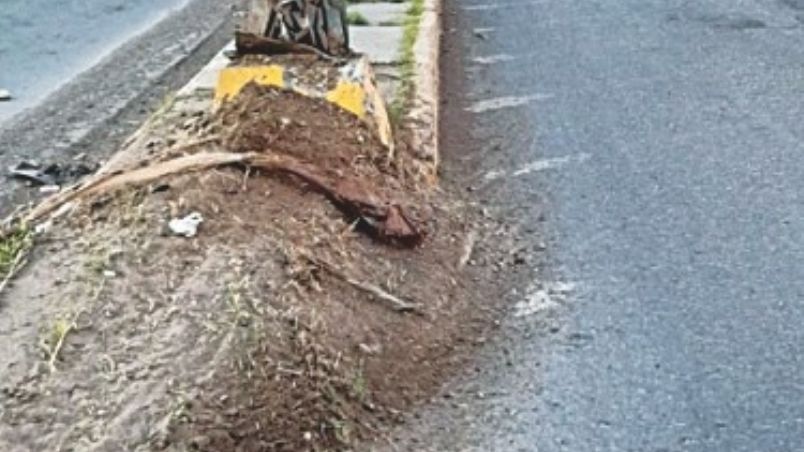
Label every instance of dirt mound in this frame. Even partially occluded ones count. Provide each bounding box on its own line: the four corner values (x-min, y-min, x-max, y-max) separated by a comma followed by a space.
0, 86, 512, 451
221, 83, 388, 170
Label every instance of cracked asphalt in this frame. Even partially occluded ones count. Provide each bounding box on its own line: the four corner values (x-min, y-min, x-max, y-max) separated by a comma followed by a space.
386, 0, 804, 450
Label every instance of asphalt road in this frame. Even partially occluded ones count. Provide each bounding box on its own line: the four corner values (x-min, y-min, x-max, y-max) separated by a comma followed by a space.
0, 0, 236, 217
390, 0, 804, 450
0, 0, 188, 123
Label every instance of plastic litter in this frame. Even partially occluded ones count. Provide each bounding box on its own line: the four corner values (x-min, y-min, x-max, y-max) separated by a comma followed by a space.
8, 160, 97, 186
168, 212, 204, 238
8, 161, 55, 186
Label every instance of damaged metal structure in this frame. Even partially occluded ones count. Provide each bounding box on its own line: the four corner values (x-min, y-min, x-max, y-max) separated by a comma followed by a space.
241, 0, 351, 56
218, 0, 394, 153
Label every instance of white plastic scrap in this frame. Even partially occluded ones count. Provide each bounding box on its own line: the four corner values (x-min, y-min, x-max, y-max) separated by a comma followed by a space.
168, 212, 204, 238
0, 89, 11, 101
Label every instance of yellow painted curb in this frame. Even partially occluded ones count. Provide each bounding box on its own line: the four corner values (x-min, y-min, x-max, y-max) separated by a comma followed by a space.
325, 81, 366, 118
214, 65, 285, 104
214, 56, 394, 154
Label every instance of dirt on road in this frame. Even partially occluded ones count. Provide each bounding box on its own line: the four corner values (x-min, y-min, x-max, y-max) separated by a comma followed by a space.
0, 84, 519, 451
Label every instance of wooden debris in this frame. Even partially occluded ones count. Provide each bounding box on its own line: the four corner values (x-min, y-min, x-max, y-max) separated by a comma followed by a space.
235, 32, 339, 61
301, 253, 420, 314
23, 151, 424, 247
24, 152, 250, 224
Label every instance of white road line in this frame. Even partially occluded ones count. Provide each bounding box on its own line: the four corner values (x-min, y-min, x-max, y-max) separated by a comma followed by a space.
514, 281, 576, 318
512, 153, 591, 176
464, 1, 545, 11
472, 54, 516, 64
483, 169, 507, 181
483, 153, 591, 182
467, 93, 553, 113
465, 4, 502, 11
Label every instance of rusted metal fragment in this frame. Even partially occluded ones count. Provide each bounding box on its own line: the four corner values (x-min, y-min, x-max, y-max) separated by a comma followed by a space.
240, 0, 349, 56
235, 32, 332, 59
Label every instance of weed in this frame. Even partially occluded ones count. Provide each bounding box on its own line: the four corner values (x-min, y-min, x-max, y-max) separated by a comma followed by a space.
349, 364, 367, 402
346, 11, 370, 26
0, 226, 33, 294
226, 275, 253, 327
389, 0, 425, 124
330, 418, 354, 444
41, 314, 78, 372
0, 226, 31, 277
82, 247, 110, 276
145, 93, 177, 128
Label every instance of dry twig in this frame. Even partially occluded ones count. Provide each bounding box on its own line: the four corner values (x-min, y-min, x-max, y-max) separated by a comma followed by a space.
0, 250, 28, 296
458, 230, 477, 270
300, 252, 420, 314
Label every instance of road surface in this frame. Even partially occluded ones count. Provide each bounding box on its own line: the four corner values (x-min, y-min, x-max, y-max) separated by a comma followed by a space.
0, 0, 236, 217
0, 0, 189, 123
390, 0, 804, 450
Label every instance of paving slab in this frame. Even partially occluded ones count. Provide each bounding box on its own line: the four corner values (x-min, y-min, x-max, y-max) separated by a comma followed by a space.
349, 2, 408, 25
351, 26, 404, 64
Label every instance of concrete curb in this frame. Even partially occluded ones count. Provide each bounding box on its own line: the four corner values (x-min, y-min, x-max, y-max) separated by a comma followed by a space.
410, 0, 442, 170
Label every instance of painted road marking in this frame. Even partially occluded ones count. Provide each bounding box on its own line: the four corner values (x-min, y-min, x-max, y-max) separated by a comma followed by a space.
514, 281, 576, 318
483, 153, 591, 182
472, 54, 516, 65
465, 1, 545, 11
511, 153, 591, 176
467, 94, 553, 113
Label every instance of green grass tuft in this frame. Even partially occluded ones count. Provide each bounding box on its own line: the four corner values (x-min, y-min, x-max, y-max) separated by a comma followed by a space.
346, 11, 371, 26
0, 226, 32, 278
389, 0, 425, 124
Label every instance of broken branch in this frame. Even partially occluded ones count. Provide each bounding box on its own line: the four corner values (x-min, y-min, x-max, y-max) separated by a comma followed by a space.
235, 32, 341, 61
299, 252, 420, 313
22, 151, 424, 247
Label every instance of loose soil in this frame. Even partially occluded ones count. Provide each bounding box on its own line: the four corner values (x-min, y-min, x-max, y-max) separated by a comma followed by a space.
0, 84, 518, 451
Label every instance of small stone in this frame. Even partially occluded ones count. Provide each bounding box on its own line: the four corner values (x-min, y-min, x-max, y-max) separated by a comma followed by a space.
0, 89, 12, 101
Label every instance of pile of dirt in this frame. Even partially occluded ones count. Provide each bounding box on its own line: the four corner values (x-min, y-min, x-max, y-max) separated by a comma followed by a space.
234, 54, 343, 92
0, 85, 516, 451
